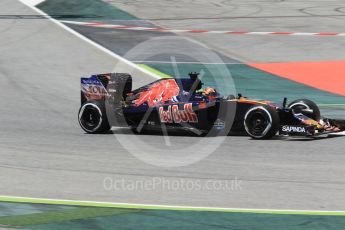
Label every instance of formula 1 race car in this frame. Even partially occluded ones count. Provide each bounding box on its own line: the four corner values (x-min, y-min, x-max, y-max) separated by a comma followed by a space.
78, 72, 345, 139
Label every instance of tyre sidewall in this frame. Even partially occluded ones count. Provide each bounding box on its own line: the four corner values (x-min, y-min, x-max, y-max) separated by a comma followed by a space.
244, 105, 280, 139
78, 101, 110, 134
288, 99, 321, 121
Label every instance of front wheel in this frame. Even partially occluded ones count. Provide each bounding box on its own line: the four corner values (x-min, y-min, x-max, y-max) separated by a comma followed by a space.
244, 105, 280, 139
78, 101, 110, 134
288, 99, 321, 121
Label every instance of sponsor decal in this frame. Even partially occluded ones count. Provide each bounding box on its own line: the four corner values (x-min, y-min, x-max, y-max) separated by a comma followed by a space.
213, 119, 225, 130
81, 75, 104, 85
281, 125, 306, 133
159, 103, 198, 123
147, 121, 156, 126
82, 84, 109, 100
81, 79, 102, 85
81, 77, 109, 101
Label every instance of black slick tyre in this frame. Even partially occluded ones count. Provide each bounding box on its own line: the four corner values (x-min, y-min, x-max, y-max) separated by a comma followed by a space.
78, 101, 110, 134
288, 99, 321, 121
244, 104, 280, 139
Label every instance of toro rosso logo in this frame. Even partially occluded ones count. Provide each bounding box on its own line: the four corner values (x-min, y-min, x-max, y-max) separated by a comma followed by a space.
159, 103, 198, 123
281, 126, 306, 133
82, 85, 108, 96
81, 77, 109, 101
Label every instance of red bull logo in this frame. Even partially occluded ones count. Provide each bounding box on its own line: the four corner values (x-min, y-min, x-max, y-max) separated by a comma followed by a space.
159, 103, 198, 123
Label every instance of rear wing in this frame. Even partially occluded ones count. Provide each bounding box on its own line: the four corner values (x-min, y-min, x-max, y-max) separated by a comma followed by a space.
80, 73, 132, 105
80, 74, 111, 104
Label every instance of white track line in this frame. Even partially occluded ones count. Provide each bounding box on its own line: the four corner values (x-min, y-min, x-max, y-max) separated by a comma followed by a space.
22, 0, 45, 6
2, 195, 345, 215
60, 20, 345, 37
132, 60, 243, 65
19, 0, 161, 79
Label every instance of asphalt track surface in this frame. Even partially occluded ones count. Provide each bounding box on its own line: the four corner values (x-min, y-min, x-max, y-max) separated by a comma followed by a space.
108, 0, 345, 62
1, 0, 345, 212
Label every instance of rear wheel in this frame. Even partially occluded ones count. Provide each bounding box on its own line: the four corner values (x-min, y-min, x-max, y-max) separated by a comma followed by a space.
288, 99, 320, 121
244, 105, 280, 139
78, 101, 110, 134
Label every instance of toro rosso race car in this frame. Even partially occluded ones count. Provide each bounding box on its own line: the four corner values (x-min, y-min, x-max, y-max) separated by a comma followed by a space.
78, 72, 345, 139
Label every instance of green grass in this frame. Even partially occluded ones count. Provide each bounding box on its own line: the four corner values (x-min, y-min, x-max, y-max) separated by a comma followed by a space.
1, 197, 345, 216
0, 207, 138, 227
37, 0, 139, 21
29, 210, 345, 230
1, 199, 345, 229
